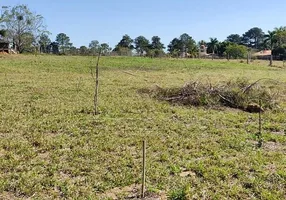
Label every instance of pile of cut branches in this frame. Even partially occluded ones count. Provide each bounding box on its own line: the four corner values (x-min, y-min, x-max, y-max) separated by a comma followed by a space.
140, 78, 280, 113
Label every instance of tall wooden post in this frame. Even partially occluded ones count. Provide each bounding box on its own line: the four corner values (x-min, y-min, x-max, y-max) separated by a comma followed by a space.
141, 140, 146, 198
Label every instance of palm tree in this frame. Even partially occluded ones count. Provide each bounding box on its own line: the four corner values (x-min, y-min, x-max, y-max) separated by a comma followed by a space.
198, 40, 206, 46
274, 26, 286, 46
208, 38, 219, 60
264, 31, 277, 66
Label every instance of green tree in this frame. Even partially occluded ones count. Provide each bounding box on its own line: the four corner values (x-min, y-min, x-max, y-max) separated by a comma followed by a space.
149, 36, 165, 57
55, 33, 70, 54
100, 43, 111, 55
217, 41, 232, 57
0, 12, 6, 40
198, 40, 206, 46
168, 34, 197, 57
242, 27, 264, 49
150, 36, 165, 50
134, 36, 150, 56
226, 34, 242, 44
179, 33, 197, 57
272, 45, 286, 60
0, 29, 6, 39
1, 5, 47, 53
168, 38, 182, 57
274, 26, 286, 46
21, 32, 36, 52
69, 46, 78, 55
89, 40, 100, 55
207, 37, 219, 59
79, 46, 88, 55
114, 34, 134, 56
39, 34, 51, 53
48, 42, 59, 54
264, 31, 277, 66
115, 34, 134, 49
225, 44, 247, 59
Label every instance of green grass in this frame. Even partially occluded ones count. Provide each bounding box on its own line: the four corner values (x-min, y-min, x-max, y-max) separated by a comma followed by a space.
0, 55, 286, 199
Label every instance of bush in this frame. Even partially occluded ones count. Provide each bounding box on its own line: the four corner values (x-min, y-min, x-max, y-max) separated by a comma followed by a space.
273, 46, 286, 60
225, 44, 247, 59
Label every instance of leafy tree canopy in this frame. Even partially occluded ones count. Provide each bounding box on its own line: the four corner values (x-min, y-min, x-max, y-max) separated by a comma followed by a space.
1, 4, 47, 52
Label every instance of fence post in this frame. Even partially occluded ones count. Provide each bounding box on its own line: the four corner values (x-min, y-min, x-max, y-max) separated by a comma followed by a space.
141, 140, 146, 198
94, 49, 101, 115
257, 99, 263, 147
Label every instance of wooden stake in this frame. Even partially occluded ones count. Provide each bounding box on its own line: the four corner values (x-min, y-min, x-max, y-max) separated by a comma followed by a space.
247, 49, 250, 64
94, 49, 101, 115
258, 99, 262, 147
141, 140, 146, 198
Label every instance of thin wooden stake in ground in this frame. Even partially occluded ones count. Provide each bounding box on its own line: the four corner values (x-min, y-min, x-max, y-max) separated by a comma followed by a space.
94, 49, 102, 115
247, 48, 251, 64
257, 99, 263, 148
141, 140, 146, 198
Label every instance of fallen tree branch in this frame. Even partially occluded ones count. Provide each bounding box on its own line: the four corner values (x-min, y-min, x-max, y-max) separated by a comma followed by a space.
243, 78, 280, 93
122, 71, 137, 77
218, 94, 236, 107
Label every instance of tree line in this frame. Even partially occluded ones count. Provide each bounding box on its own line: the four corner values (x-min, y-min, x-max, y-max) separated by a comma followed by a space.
1, 4, 286, 64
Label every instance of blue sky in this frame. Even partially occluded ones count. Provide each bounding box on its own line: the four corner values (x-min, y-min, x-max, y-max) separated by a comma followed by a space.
1, 0, 286, 48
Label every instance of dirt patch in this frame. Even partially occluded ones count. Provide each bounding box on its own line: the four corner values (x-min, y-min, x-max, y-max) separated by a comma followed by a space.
249, 140, 286, 152
139, 78, 280, 113
179, 167, 196, 177
180, 171, 196, 177
0, 150, 6, 157
271, 131, 285, 136
37, 152, 50, 160
263, 142, 286, 152
0, 192, 21, 200
100, 184, 167, 200
100, 184, 139, 199
265, 164, 277, 174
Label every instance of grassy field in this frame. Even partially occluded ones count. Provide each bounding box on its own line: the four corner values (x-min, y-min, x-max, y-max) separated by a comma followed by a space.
0, 55, 286, 199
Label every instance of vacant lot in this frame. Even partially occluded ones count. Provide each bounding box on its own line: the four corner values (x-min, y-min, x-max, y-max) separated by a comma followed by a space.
0, 55, 285, 199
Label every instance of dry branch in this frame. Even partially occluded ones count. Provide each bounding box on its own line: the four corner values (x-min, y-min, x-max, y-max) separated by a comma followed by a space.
139, 78, 281, 113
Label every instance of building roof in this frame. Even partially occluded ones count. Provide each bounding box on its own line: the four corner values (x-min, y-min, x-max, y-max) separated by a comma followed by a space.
253, 50, 271, 56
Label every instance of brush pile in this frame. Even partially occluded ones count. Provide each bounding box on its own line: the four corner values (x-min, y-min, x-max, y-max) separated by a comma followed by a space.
141, 78, 280, 113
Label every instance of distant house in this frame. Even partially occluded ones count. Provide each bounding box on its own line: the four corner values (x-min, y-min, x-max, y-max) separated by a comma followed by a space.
253, 50, 271, 60
0, 41, 9, 53
0, 41, 17, 54
199, 44, 211, 58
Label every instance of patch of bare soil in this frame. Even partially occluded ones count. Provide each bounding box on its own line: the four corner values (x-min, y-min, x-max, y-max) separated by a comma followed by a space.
264, 164, 277, 174
270, 131, 285, 136
0, 150, 5, 157
179, 167, 196, 178
100, 184, 167, 200
249, 140, 286, 152
0, 192, 22, 200
263, 141, 286, 152
180, 171, 196, 178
